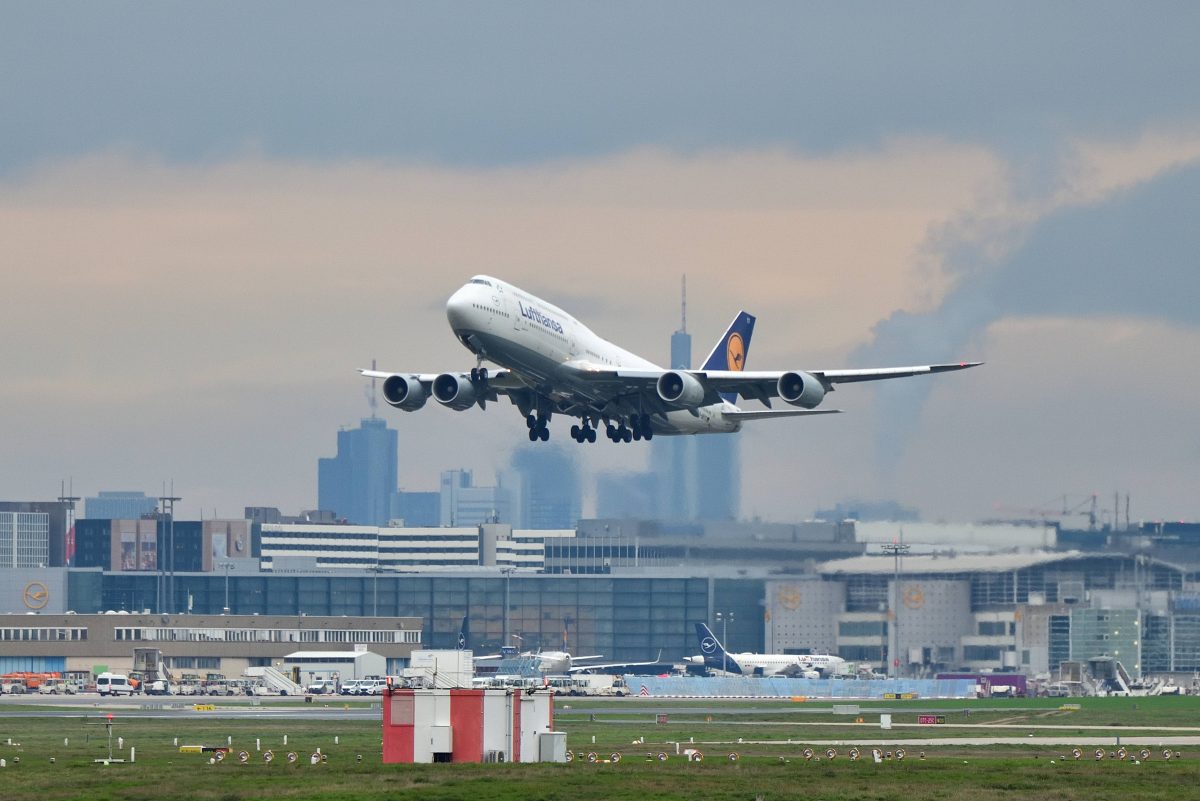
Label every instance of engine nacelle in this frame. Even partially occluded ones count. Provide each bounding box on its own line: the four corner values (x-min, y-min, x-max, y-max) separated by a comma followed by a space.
381, 374, 427, 411
657, 370, 706, 407
777, 370, 826, 409
432, 373, 478, 411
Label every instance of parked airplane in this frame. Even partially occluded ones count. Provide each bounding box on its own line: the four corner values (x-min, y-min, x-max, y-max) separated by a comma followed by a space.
685, 623, 847, 678
361, 276, 980, 443
467, 620, 663, 675
474, 645, 604, 676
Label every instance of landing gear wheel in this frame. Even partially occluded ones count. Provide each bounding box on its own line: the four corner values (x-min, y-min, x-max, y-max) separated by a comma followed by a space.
587, 428, 597, 443
570, 424, 580, 439
539, 426, 550, 441
526, 414, 537, 429
528, 429, 538, 442
621, 427, 633, 443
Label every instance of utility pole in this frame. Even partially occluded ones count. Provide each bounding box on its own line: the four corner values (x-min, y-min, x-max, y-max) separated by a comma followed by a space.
882, 539, 910, 678
158, 492, 181, 613
716, 611, 734, 675
58, 480, 79, 568
220, 561, 233, 614
501, 567, 514, 648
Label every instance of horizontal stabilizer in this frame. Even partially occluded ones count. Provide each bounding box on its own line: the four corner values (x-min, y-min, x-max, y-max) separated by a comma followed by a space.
723, 408, 842, 421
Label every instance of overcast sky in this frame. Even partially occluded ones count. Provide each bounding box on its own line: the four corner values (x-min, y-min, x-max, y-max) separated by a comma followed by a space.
3, 4, 1199, 525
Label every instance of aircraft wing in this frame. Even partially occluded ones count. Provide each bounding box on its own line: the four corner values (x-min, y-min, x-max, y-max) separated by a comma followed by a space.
723, 408, 842, 420
812, 362, 984, 384
609, 362, 982, 408
567, 650, 664, 674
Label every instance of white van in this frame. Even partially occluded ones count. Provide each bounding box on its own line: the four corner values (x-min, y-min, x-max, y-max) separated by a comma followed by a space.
96, 672, 135, 697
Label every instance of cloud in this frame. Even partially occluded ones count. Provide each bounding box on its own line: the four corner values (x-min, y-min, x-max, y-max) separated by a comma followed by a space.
3, 5, 1199, 173
854, 141, 1200, 473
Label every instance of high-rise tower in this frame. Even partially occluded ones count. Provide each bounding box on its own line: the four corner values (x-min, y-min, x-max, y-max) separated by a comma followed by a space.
318, 416, 398, 526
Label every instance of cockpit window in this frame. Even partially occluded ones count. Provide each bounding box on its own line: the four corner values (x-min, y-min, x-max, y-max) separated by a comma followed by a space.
470, 278, 493, 287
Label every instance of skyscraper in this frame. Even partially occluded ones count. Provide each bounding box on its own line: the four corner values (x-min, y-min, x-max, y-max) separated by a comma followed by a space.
648, 278, 741, 521
84, 491, 157, 520
439, 469, 511, 527
509, 445, 581, 529
650, 325, 696, 519
317, 417, 398, 525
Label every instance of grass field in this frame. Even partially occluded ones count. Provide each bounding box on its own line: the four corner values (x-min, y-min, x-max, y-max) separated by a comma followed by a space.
2, 696, 1197, 800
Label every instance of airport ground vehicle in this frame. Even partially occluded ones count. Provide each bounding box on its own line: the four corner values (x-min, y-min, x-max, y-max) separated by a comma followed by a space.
96, 672, 135, 696
360, 678, 387, 695
37, 678, 75, 695
339, 679, 366, 695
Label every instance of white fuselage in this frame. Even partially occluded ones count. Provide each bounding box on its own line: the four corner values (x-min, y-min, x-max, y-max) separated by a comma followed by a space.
445, 276, 740, 435
688, 651, 848, 677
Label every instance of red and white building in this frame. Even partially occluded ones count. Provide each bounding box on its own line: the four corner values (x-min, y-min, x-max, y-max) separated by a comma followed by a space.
382, 686, 564, 763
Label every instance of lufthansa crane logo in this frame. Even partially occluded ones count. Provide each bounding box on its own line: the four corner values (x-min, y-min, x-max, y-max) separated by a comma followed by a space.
902, 585, 925, 610
726, 333, 746, 371
23, 581, 49, 610
777, 586, 802, 611
700, 636, 718, 654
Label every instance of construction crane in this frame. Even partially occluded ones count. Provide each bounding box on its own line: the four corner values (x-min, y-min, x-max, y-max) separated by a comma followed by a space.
994, 493, 1099, 530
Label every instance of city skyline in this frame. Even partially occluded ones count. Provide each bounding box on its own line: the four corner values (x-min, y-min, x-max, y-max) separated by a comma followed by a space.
4, 7, 1200, 523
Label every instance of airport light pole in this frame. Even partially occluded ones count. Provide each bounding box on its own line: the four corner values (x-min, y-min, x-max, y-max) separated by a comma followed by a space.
501, 567, 515, 649
716, 611, 734, 675
368, 566, 385, 617
220, 561, 233, 614
881, 540, 910, 678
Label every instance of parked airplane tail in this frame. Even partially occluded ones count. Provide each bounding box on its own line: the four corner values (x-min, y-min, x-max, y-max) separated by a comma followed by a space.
699, 312, 756, 402
457, 615, 469, 650
694, 622, 743, 674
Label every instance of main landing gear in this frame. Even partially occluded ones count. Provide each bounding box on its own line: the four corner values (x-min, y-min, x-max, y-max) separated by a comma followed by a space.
604, 414, 653, 443
526, 413, 653, 444
569, 422, 597, 443
526, 414, 550, 442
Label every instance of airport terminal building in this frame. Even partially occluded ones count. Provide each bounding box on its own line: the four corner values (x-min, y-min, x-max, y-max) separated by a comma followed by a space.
4, 514, 1200, 682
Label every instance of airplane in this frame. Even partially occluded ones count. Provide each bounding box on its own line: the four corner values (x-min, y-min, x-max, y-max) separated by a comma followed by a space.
361, 275, 981, 443
468, 620, 663, 675
684, 622, 847, 678
474, 645, 604, 676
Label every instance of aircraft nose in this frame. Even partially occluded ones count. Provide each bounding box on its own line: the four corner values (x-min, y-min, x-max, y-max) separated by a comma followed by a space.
446, 286, 471, 331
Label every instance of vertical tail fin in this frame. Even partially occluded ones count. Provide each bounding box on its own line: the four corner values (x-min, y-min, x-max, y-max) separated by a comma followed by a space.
699, 312, 756, 402
457, 615, 469, 650
694, 622, 743, 674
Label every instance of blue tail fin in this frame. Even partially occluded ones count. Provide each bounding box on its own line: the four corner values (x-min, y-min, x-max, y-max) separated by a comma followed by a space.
458, 615, 469, 650
694, 622, 741, 674
699, 312, 756, 403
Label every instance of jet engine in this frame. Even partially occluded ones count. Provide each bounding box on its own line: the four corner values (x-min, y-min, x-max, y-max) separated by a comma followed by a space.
432, 373, 478, 411
657, 371, 706, 407
777, 371, 826, 409
381, 374, 427, 411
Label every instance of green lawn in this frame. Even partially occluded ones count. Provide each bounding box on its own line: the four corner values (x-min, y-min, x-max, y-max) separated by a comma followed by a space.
1, 696, 1196, 800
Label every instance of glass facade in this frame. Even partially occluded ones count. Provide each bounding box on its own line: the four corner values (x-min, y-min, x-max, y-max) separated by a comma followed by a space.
1070, 608, 1141, 676
0, 511, 50, 568
87, 571, 747, 662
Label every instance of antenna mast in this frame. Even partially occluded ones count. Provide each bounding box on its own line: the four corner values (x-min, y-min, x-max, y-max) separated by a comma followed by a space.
681, 275, 687, 333
366, 357, 379, 418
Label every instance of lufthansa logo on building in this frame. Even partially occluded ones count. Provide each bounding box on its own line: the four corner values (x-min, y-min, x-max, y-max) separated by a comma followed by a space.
777, 586, 802, 611
902, 585, 925, 610
726, 333, 746, 371
23, 581, 49, 610
700, 637, 718, 654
